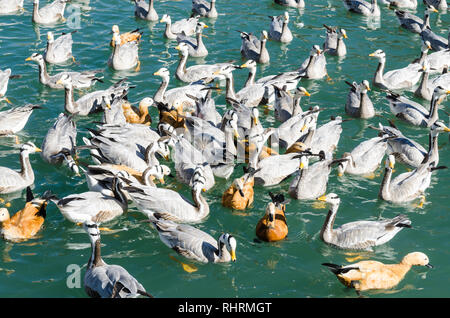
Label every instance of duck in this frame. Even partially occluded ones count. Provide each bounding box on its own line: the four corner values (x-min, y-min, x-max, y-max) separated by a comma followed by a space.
0, 187, 53, 242
322, 252, 432, 295
222, 166, 259, 210
51, 176, 128, 225
386, 85, 450, 127
32, 0, 67, 25
274, 0, 305, 8
337, 134, 389, 177
109, 25, 142, 48
394, 4, 438, 34
268, 12, 293, 43
317, 193, 411, 250
108, 32, 140, 71
0, 0, 24, 14
0, 142, 41, 194
0, 104, 41, 140
124, 168, 210, 223
133, 0, 158, 22
160, 14, 198, 40
176, 22, 209, 58
342, 0, 380, 16
239, 30, 270, 64
25, 53, 102, 89
344, 80, 375, 119
82, 221, 152, 298
151, 215, 236, 263
192, 0, 218, 18
323, 25, 348, 57
255, 192, 288, 242
121, 97, 153, 125
44, 31, 76, 65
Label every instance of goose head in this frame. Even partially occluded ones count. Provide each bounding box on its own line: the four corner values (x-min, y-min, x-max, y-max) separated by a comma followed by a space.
20, 142, 42, 155
175, 42, 189, 56
261, 30, 268, 41
240, 60, 257, 72
339, 28, 347, 39
56, 73, 73, 88
385, 154, 395, 169
25, 53, 44, 64
160, 14, 171, 24
142, 164, 171, 185
294, 86, 311, 97
317, 192, 340, 207
431, 121, 450, 135
284, 11, 290, 23
369, 49, 386, 61
82, 221, 101, 245
47, 31, 55, 43
153, 67, 170, 81
218, 233, 237, 262
337, 152, 352, 176
232, 177, 245, 197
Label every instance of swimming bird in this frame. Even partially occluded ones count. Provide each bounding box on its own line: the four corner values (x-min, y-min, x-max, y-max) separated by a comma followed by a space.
394, 4, 438, 34
0, 104, 41, 140
420, 24, 448, 52
51, 176, 128, 224
222, 166, 259, 210
239, 30, 270, 64
82, 221, 152, 298
0, 68, 12, 103
274, 0, 305, 8
25, 53, 102, 89
317, 193, 411, 250
0, 142, 41, 194
0, 187, 53, 242
124, 169, 210, 223
32, 0, 67, 25
108, 32, 140, 71
274, 86, 310, 123
268, 12, 293, 43
342, 0, 380, 16
386, 86, 450, 127
176, 22, 209, 58
256, 192, 288, 242
384, 0, 417, 8
110, 25, 142, 48
304, 116, 343, 160
323, 25, 348, 57
0, 0, 23, 14
422, 66, 450, 100
337, 134, 389, 177
424, 0, 447, 10
151, 215, 236, 263
121, 97, 153, 125
160, 14, 198, 39
345, 80, 375, 119
44, 31, 76, 65
297, 45, 328, 80
192, 0, 218, 18
133, 0, 158, 21
322, 252, 432, 295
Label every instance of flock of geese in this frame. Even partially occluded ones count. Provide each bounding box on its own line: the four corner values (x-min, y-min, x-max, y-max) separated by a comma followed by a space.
0, 0, 448, 297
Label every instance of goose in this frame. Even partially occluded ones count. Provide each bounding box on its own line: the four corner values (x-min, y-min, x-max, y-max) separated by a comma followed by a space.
420, 25, 448, 52
160, 14, 198, 40
369, 49, 423, 90
152, 67, 210, 109
0, 104, 41, 139
304, 116, 343, 160
121, 97, 153, 125
344, 80, 375, 119
289, 153, 348, 200
0, 187, 53, 242
239, 30, 270, 64
32, 0, 67, 25
383, 0, 417, 8
56, 74, 129, 116
40, 113, 81, 174
342, 0, 380, 16
297, 45, 328, 80
109, 25, 142, 48
176, 22, 209, 58
0, 68, 11, 102
102, 96, 128, 125
337, 135, 389, 177
133, 0, 158, 21
317, 193, 411, 250
420, 121, 450, 167
426, 66, 450, 99
82, 221, 152, 298
188, 87, 222, 127
414, 58, 433, 101
268, 12, 293, 43
323, 25, 348, 57
394, 4, 438, 34
386, 85, 450, 127
51, 176, 128, 224
424, 48, 450, 74
424, 0, 447, 10
222, 166, 258, 210
25, 53, 102, 89
0, 0, 23, 14
192, 0, 218, 18
150, 216, 236, 263
108, 32, 140, 71
124, 169, 210, 223
274, 86, 310, 123
0, 142, 42, 194
256, 192, 288, 242
378, 154, 444, 205
44, 31, 76, 65
274, 0, 305, 8
174, 43, 222, 83
322, 252, 432, 295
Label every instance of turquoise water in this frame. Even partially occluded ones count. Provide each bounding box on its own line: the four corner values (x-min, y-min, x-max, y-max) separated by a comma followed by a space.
0, 0, 449, 298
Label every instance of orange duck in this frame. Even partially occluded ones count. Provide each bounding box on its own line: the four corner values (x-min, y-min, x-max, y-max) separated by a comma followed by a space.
110, 25, 142, 47
0, 187, 53, 242
255, 192, 288, 242
222, 166, 260, 210
122, 97, 153, 125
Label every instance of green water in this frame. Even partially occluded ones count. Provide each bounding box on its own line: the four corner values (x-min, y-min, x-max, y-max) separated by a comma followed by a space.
0, 0, 449, 298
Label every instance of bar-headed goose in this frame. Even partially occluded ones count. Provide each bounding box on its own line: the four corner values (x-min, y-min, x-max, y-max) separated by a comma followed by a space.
342, 0, 380, 17
44, 31, 76, 65
345, 80, 375, 119
133, 0, 158, 21
268, 12, 293, 43
176, 22, 209, 58
32, 0, 68, 25
192, 0, 218, 18
239, 30, 270, 64
0, 0, 24, 14
160, 14, 198, 39
0, 104, 41, 139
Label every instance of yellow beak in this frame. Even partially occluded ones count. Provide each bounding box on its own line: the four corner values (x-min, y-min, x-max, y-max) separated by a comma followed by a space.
444, 127, 450, 132
234, 129, 239, 138
300, 162, 304, 169
35, 147, 42, 152
317, 195, 327, 201
159, 178, 165, 185
301, 125, 307, 132
25, 57, 32, 61
369, 53, 375, 57
230, 250, 236, 262
56, 79, 63, 85
446, 90, 450, 94
213, 69, 221, 75
304, 90, 311, 97
337, 172, 343, 177
241, 63, 247, 68
203, 24, 209, 28
106, 104, 111, 109
389, 162, 395, 169
175, 45, 181, 50
153, 71, 160, 76
343, 34, 348, 39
